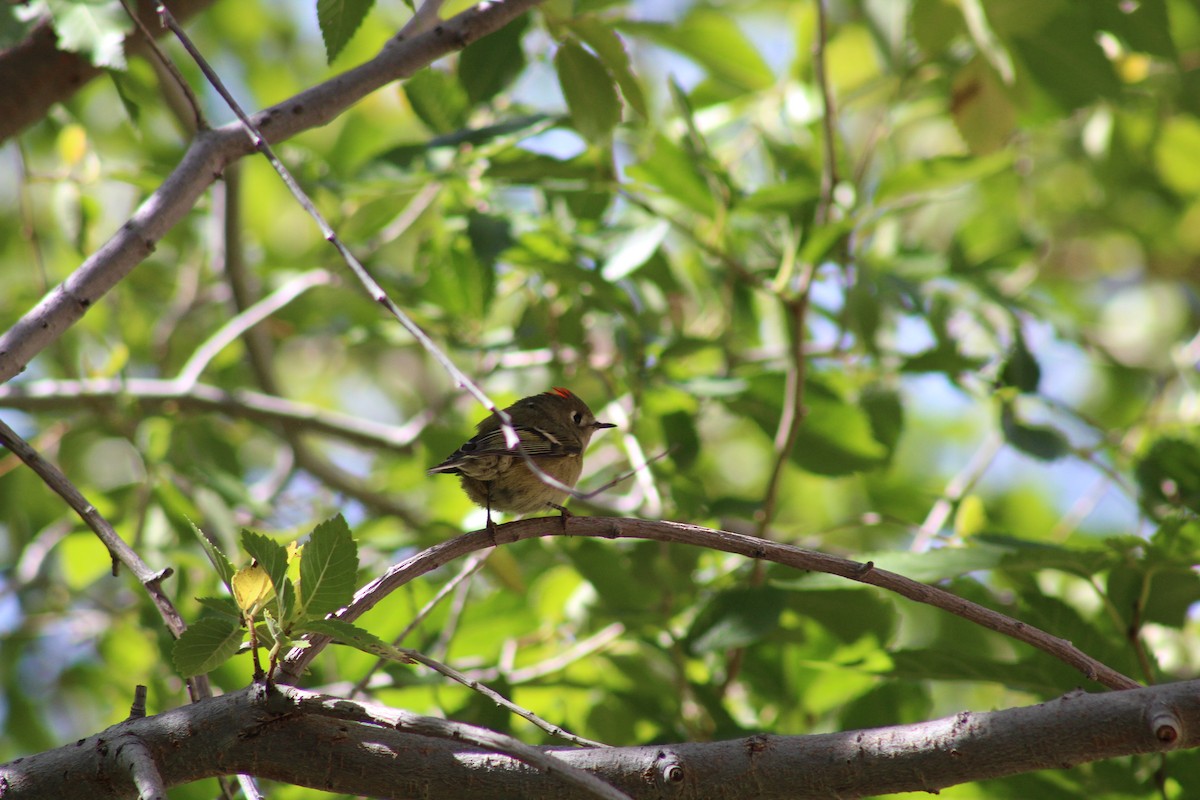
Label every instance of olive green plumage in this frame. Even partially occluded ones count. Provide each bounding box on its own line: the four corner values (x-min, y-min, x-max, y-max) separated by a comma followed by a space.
429, 388, 615, 526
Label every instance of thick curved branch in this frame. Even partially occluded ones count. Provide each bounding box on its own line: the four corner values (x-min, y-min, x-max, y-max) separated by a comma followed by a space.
0, 0, 544, 385
281, 517, 1139, 690
1, 680, 1193, 799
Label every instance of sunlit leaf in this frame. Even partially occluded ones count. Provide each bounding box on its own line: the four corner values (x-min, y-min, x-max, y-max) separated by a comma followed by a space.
47, 0, 130, 69
876, 153, 1013, 204
296, 618, 411, 663
232, 564, 273, 614
620, 11, 772, 93
316, 0, 373, 64
297, 515, 358, 618
192, 523, 235, 587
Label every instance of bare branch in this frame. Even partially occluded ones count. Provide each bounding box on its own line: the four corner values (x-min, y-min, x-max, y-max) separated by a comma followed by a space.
175, 270, 334, 390
2, 680, 1195, 799
0, 378, 430, 451
391, 648, 609, 748
280, 517, 1139, 690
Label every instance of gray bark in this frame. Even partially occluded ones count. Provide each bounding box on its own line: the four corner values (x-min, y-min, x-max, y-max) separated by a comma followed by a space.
1, 680, 1193, 799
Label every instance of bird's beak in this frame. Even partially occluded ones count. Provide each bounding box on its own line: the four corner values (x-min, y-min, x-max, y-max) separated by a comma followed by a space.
595, 421, 617, 430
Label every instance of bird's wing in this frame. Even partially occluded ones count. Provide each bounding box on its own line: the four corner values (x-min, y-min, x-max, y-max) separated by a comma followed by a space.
461, 425, 580, 458
428, 425, 579, 475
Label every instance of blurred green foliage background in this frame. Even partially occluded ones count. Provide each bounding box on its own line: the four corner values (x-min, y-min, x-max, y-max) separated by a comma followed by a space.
1, 0, 1199, 796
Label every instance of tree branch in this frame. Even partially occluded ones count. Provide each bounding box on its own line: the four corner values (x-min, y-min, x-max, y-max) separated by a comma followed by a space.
0, 378, 430, 451
281, 517, 1139, 690
1, 679, 1193, 799
0, 0, 544, 385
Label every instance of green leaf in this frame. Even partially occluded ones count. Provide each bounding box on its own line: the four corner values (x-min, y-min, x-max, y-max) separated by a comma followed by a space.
860, 385, 904, 462
1136, 436, 1200, 514
194, 596, 241, 620
738, 180, 820, 213
296, 618, 409, 663
901, 345, 988, 375
172, 616, 244, 678
403, 68, 470, 134
459, 14, 528, 105
779, 535, 1112, 589
241, 532, 290, 606
792, 382, 889, 475
376, 114, 553, 168
620, 11, 773, 94
555, 41, 622, 143
839, 682, 932, 730
569, 20, 647, 117
316, 0, 374, 64
601, 220, 669, 282
888, 648, 1065, 694
1007, 7, 1120, 111
785, 588, 896, 643
467, 211, 513, 274
626, 133, 717, 216
876, 152, 1013, 205
192, 522, 235, 588
660, 410, 700, 470
47, 0, 130, 69
686, 587, 785, 654
1108, 563, 1200, 629
484, 148, 603, 182
1154, 117, 1200, 196
1096, 0, 1175, 58
1000, 404, 1070, 461
998, 332, 1041, 393
297, 515, 358, 618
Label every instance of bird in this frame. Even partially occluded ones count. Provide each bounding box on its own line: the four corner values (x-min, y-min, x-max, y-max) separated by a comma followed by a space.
429, 388, 615, 531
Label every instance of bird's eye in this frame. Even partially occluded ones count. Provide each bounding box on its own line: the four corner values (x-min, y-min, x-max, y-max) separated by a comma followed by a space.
572, 412, 584, 425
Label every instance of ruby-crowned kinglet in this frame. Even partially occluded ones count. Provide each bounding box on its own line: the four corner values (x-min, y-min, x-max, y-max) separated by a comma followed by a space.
429, 388, 615, 529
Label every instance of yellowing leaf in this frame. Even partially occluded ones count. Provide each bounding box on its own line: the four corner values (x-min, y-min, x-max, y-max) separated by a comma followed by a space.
955, 494, 988, 538
232, 564, 274, 614
56, 124, 88, 168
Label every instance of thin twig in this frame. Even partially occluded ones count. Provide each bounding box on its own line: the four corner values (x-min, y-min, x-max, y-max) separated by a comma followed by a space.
397, 648, 610, 748
464, 622, 626, 684
813, 0, 841, 223
280, 517, 1141, 691
0, 414, 212, 702
155, 0, 608, 506
175, 270, 334, 389
0, 378, 431, 451
428, 555, 481, 662
351, 548, 493, 698
0, 0, 545, 384
116, 0, 205, 131
912, 431, 1004, 552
